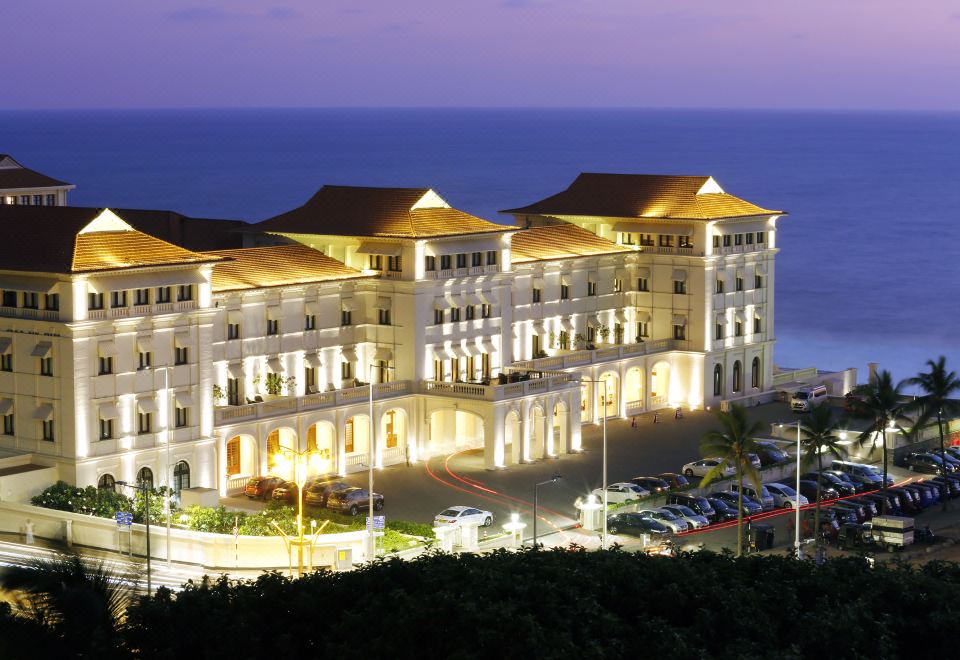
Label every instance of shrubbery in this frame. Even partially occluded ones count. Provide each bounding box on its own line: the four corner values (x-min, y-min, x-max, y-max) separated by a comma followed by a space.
31, 481, 171, 524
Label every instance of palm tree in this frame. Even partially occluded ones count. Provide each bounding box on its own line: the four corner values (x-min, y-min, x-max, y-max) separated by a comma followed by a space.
0, 549, 138, 657
799, 404, 845, 548
847, 369, 911, 515
700, 404, 765, 557
904, 356, 960, 511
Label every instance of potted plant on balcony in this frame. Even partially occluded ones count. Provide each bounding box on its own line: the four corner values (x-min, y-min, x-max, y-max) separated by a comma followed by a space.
264, 373, 284, 397
573, 333, 587, 350
596, 323, 610, 344
212, 384, 226, 407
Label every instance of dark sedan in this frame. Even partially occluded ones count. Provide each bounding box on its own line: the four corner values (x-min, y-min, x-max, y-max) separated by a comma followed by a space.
710, 490, 763, 515
657, 473, 691, 490
797, 479, 838, 503
607, 513, 672, 537
822, 469, 869, 493
801, 471, 857, 497
271, 481, 299, 504
630, 476, 671, 495
905, 453, 950, 475
244, 476, 284, 500
705, 497, 740, 523
326, 487, 384, 516
304, 480, 351, 507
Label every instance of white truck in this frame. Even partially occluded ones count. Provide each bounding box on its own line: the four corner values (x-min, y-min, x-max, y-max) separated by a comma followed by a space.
862, 515, 914, 551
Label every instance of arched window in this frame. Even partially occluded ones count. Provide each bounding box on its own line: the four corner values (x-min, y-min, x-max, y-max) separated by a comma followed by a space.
751, 356, 761, 389
98, 474, 115, 491
226, 436, 241, 475
173, 461, 190, 493
732, 361, 742, 393
136, 466, 154, 491
713, 364, 723, 397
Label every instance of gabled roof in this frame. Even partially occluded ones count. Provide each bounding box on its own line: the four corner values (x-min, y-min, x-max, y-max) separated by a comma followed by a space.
501, 173, 783, 220
0, 154, 73, 191
511, 224, 631, 264
0, 206, 224, 274
204, 244, 368, 292
110, 208, 247, 251
258, 185, 513, 239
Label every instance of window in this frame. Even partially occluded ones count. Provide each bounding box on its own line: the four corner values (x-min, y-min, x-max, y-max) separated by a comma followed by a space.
587, 325, 596, 342
174, 461, 191, 493
0, 353, 11, 371
614, 323, 624, 344
481, 304, 491, 318
619, 232, 634, 245
673, 324, 686, 340
531, 334, 540, 357
138, 351, 152, 370
456, 253, 467, 268
226, 437, 240, 476
378, 308, 391, 325
637, 277, 649, 292
2, 291, 16, 308
341, 360, 353, 380
134, 288, 150, 306
136, 467, 154, 490
174, 346, 189, 365
99, 417, 114, 440
98, 356, 113, 375
450, 307, 461, 322
46, 194, 56, 206
735, 320, 743, 337
341, 309, 352, 326
587, 281, 597, 296
486, 250, 498, 265
304, 368, 315, 394
44, 294, 59, 311
368, 254, 383, 270
40, 356, 53, 376
733, 361, 742, 393
20, 195, 29, 205
673, 280, 686, 294
756, 231, 765, 243
481, 352, 490, 378
465, 305, 475, 320
613, 278, 623, 293
658, 234, 674, 247
754, 316, 762, 334
227, 323, 240, 340
636, 322, 649, 338
716, 279, 725, 294
752, 357, 761, 389
2, 412, 13, 435
558, 331, 569, 351
304, 314, 316, 331
33, 195, 42, 206
88, 293, 103, 310
440, 255, 451, 270
110, 291, 126, 308
42, 419, 54, 441
227, 377, 240, 405
713, 235, 721, 248
722, 235, 731, 247
471, 252, 483, 267
177, 285, 193, 301
345, 419, 355, 453
433, 359, 443, 381
267, 319, 280, 335
755, 275, 763, 289
713, 364, 723, 397
138, 412, 152, 435
715, 323, 724, 340
424, 255, 436, 271
175, 406, 188, 428
387, 255, 402, 272
735, 234, 743, 246
532, 287, 542, 303
746, 233, 754, 245
22, 292, 38, 309
98, 474, 116, 491
156, 287, 171, 303
638, 233, 654, 246
735, 276, 744, 291
678, 236, 693, 248
434, 309, 444, 324
560, 284, 570, 300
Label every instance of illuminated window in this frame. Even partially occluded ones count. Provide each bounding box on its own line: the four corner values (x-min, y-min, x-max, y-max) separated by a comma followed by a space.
673, 324, 686, 340
226, 437, 241, 475
637, 277, 648, 292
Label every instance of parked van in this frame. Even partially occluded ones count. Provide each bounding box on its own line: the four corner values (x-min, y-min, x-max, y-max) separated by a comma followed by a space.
729, 483, 775, 511
831, 460, 891, 488
791, 385, 828, 412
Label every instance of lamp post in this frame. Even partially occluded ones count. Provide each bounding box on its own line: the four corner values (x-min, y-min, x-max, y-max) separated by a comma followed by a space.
367, 362, 395, 561
116, 480, 151, 593
532, 473, 562, 547
795, 420, 802, 559
271, 445, 326, 576
164, 366, 172, 569
583, 378, 608, 549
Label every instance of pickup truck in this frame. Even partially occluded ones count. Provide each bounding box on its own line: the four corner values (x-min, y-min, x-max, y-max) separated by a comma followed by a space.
837, 515, 915, 552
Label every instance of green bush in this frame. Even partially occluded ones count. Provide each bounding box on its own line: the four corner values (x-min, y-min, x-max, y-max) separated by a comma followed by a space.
31, 481, 132, 518
385, 519, 434, 538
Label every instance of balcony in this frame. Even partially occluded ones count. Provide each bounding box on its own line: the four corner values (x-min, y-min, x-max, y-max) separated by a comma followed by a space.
511, 338, 677, 371
422, 371, 578, 402
214, 380, 413, 426
654, 246, 701, 257
0, 307, 61, 322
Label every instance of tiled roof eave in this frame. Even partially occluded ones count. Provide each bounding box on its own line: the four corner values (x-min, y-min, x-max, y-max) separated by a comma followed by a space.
211, 273, 373, 294
512, 249, 632, 264
70, 257, 227, 275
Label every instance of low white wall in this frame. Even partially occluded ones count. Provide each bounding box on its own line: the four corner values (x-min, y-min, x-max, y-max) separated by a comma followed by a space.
0, 501, 369, 570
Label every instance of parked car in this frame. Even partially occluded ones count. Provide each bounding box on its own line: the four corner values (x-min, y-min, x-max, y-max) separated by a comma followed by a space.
665, 493, 717, 522
905, 452, 951, 475
821, 469, 869, 494
847, 496, 878, 518
271, 480, 299, 504
887, 487, 921, 514
938, 451, 960, 470
705, 497, 740, 522
797, 479, 838, 503
831, 500, 868, 524
636, 508, 689, 533
434, 506, 493, 527
244, 476, 284, 500
592, 482, 650, 505
660, 504, 709, 529
304, 480, 351, 507
658, 473, 691, 490
746, 453, 762, 470
754, 440, 790, 466
710, 490, 763, 516
860, 492, 900, 516
931, 476, 960, 498
681, 458, 734, 479
326, 487, 384, 516
831, 460, 892, 487
630, 477, 671, 494
606, 513, 671, 537
801, 471, 857, 497
729, 483, 775, 511
764, 482, 809, 509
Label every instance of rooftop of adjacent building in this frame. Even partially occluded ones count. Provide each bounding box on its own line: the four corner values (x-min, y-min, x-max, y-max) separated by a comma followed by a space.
203, 244, 369, 292
501, 172, 784, 220
0, 155, 74, 191
510, 223, 630, 263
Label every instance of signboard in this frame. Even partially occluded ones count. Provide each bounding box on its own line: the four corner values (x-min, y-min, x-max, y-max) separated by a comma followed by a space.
365, 515, 385, 530
115, 511, 133, 529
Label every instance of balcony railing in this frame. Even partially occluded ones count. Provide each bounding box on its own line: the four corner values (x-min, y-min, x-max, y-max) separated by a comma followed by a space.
422, 372, 578, 402
214, 380, 413, 426
511, 338, 677, 371
0, 307, 61, 322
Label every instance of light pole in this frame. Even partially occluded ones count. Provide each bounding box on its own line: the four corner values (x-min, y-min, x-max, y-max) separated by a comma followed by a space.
116, 480, 151, 593
533, 473, 562, 547
271, 444, 326, 576
583, 378, 608, 549
164, 366, 172, 568
795, 420, 802, 559
367, 362, 395, 561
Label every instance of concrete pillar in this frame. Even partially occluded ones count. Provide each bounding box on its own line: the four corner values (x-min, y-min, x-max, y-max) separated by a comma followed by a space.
459, 521, 480, 551
520, 407, 530, 462
433, 525, 457, 552
336, 414, 347, 477
544, 399, 555, 457
483, 412, 498, 470
843, 368, 858, 395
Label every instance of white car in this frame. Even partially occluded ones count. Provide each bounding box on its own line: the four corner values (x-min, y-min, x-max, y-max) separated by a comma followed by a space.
660, 504, 710, 529
637, 508, 689, 533
434, 506, 493, 527
682, 458, 735, 479
591, 482, 650, 505
764, 482, 809, 509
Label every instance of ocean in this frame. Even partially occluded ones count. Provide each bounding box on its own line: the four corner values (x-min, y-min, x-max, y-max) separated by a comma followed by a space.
1, 108, 958, 385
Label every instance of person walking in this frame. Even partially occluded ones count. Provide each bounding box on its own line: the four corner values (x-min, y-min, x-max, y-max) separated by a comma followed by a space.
653, 411, 660, 424
24, 519, 34, 545
675, 406, 683, 420
630, 415, 637, 428
405, 443, 411, 467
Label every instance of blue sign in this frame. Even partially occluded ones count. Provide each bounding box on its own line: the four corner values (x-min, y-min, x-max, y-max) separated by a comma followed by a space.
115, 511, 133, 527
366, 515, 385, 530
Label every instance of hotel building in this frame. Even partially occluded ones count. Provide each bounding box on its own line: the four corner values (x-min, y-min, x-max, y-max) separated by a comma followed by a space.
0, 172, 784, 496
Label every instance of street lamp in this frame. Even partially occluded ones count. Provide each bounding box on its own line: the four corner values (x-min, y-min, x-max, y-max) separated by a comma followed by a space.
795, 420, 802, 559
270, 445, 328, 576
583, 378, 609, 549
367, 362, 395, 561
115, 480, 152, 593
532, 473, 562, 547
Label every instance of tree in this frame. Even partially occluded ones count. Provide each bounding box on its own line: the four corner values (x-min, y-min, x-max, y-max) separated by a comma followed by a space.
904, 356, 960, 511
799, 404, 845, 548
847, 370, 911, 515
700, 404, 765, 557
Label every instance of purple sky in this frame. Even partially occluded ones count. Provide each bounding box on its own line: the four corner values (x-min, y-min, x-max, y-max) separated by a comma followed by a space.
3, 0, 959, 109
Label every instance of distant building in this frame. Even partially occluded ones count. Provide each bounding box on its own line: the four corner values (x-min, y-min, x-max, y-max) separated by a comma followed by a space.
0, 155, 74, 206
0, 175, 784, 496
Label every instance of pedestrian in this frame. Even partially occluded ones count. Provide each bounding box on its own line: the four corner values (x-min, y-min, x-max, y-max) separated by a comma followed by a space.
653, 411, 660, 423
675, 406, 683, 420
404, 443, 411, 467
630, 415, 637, 428
24, 518, 34, 545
